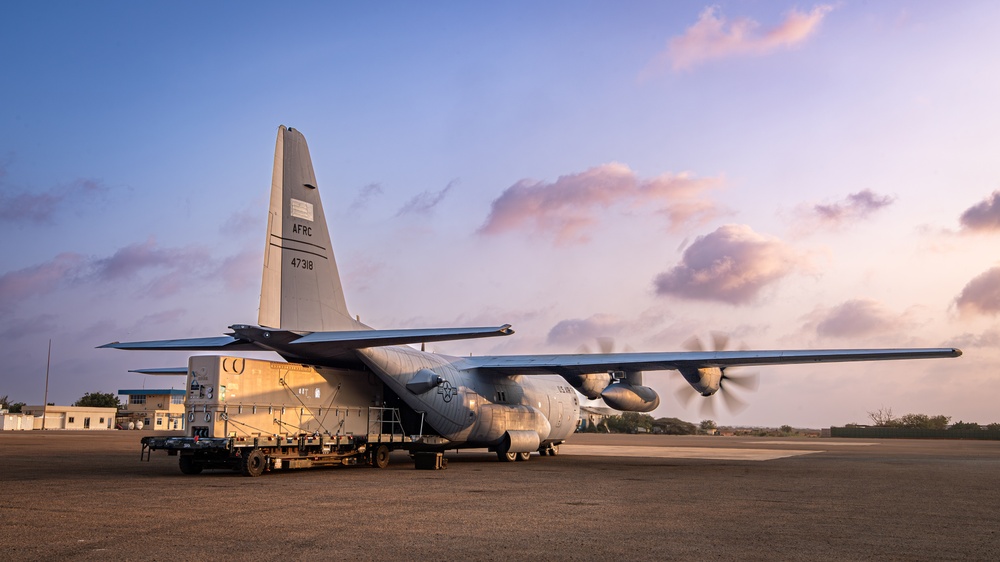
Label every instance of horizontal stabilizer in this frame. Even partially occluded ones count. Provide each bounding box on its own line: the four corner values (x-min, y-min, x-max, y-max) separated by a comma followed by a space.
99, 336, 260, 351
462, 347, 962, 376
128, 367, 189, 375
292, 324, 514, 349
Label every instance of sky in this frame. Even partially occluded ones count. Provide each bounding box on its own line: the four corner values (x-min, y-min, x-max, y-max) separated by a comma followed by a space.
2, 1, 999, 428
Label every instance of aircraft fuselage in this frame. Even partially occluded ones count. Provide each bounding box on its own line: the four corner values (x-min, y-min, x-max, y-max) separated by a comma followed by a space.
356, 345, 579, 449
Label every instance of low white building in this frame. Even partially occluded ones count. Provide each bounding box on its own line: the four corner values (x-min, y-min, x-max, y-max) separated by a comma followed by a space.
21, 405, 117, 430
0, 410, 34, 431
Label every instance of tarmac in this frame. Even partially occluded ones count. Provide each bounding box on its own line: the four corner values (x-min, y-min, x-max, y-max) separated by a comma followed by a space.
2, 431, 999, 560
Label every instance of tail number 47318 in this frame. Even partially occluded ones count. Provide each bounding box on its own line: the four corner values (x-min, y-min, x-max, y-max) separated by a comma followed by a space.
291, 258, 313, 270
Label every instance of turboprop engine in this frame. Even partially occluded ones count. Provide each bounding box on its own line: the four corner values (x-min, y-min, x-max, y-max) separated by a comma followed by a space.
678, 366, 723, 396
600, 371, 660, 413
675, 333, 760, 415
562, 373, 612, 399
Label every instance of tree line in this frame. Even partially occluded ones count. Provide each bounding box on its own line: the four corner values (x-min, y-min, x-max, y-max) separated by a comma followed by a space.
862, 407, 999, 430
1, 392, 121, 413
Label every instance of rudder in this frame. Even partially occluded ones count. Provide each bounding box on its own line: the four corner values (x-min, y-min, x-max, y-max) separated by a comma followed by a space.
258, 126, 359, 332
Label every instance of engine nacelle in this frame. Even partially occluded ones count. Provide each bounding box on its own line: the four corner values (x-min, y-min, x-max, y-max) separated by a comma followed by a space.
562, 373, 612, 400
678, 366, 722, 396
601, 382, 660, 412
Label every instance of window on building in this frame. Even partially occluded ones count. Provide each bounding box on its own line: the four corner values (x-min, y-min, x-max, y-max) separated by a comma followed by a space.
171, 395, 184, 405
99, 417, 105, 424
156, 417, 162, 426
84, 417, 90, 429
68, 416, 75, 423
130, 395, 147, 405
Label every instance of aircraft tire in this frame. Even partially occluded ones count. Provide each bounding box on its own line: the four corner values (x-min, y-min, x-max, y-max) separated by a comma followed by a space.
179, 455, 202, 475
497, 450, 517, 462
373, 445, 390, 469
496, 437, 517, 462
516, 451, 531, 462
241, 449, 267, 477
549, 444, 559, 456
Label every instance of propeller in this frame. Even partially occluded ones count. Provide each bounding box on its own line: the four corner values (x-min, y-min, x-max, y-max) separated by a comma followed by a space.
676, 332, 759, 417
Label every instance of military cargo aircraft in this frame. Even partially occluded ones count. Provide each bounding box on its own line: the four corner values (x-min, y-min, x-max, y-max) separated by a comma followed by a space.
103, 126, 961, 461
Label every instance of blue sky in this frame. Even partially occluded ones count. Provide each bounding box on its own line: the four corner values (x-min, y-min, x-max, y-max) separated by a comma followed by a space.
2, 2, 999, 427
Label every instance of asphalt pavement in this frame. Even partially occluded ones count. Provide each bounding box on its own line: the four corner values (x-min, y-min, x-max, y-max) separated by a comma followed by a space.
2, 431, 998, 560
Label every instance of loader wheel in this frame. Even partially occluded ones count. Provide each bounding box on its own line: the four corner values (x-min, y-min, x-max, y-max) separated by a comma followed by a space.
179, 455, 202, 475
241, 449, 266, 477
373, 445, 390, 469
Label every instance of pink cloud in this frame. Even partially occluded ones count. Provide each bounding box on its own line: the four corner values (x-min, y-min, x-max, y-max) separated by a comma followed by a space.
0, 177, 107, 224
796, 189, 896, 231
92, 239, 210, 281
547, 314, 627, 347
396, 180, 456, 217
959, 191, 1000, 232
349, 182, 384, 213
0, 253, 87, 306
0, 240, 256, 312
215, 250, 261, 292
947, 327, 1000, 349
654, 224, 800, 304
658, 5, 834, 72
0, 314, 58, 340
137, 309, 187, 326
955, 266, 1000, 316
811, 299, 903, 338
479, 163, 724, 244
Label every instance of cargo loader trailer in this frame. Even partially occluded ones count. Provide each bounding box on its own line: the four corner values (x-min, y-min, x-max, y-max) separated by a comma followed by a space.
139, 356, 434, 476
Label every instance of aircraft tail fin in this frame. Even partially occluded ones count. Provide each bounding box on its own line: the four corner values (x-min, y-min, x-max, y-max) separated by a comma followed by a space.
258, 125, 360, 332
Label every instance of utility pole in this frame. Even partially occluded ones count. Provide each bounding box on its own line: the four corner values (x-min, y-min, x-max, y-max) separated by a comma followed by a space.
42, 339, 51, 430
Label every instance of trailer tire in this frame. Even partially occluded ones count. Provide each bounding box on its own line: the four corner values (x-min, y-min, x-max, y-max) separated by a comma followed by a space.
241, 449, 267, 477
373, 444, 390, 469
179, 456, 202, 475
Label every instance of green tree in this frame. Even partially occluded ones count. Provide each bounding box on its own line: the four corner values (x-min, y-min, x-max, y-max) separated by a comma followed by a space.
653, 417, 697, 435
604, 412, 654, 433
949, 420, 980, 431
0, 395, 24, 413
780, 425, 793, 434
928, 415, 951, 430
74, 392, 120, 409
700, 419, 717, 431
898, 413, 951, 429
898, 413, 930, 428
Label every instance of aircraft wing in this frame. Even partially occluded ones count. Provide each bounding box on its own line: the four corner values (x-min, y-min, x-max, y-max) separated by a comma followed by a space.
98, 336, 262, 351
291, 324, 514, 348
128, 367, 189, 375
101, 325, 514, 357
462, 347, 962, 376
